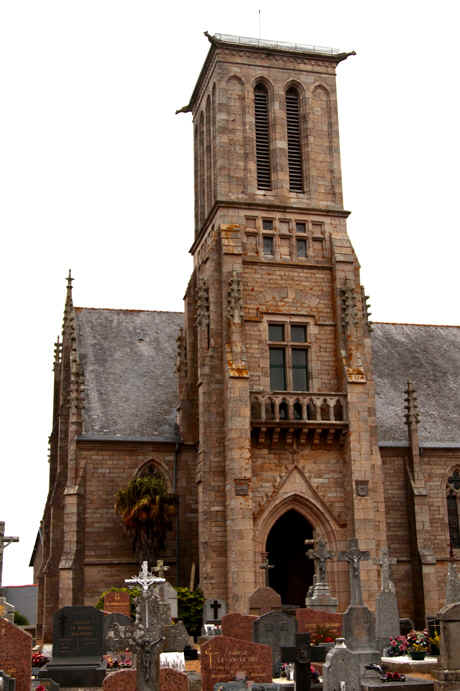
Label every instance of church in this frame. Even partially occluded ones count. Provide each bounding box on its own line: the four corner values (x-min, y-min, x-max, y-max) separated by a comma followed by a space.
32, 32, 460, 642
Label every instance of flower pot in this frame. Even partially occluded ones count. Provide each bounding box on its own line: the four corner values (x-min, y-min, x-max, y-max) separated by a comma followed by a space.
409, 651, 426, 660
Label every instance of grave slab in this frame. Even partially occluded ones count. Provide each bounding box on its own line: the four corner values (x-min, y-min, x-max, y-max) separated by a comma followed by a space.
39, 606, 105, 687
0, 616, 32, 691
162, 620, 191, 652
104, 613, 132, 652
201, 635, 272, 691
323, 638, 361, 691
253, 611, 297, 677
375, 589, 400, 651
221, 612, 257, 642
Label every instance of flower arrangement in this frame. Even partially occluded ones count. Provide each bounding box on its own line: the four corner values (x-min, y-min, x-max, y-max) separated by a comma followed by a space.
31, 652, 49, 668
406, 629, 430, 653
430, 632, 440, 655
310, 624, 336, 646
386, 635, 408, 657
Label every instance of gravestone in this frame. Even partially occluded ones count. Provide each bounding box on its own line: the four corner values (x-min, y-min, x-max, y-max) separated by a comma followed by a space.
200, 635, 272, 691
162, 582, 178, 619
296, 608, 342, 637
323, 638, 361, 691
254, 611, 297, 677
103, 669, 136, 691
445, 561, 460, 606
0, 616, 32, 691
221, 613, 257, 642
248, 587, 281, 616
160, 651, 185, 671
438, 602, 460, 671
104, 591, 131, 618
204, 598, 227, 623
104, 613, 132, 652
160, 667, 189, 691
39, 606, 105, 686
162, 620, 191, 652
0, 670, 16, 691
280, 633, 311, 691
374, 548, 399, 651
305, 538, 338, 612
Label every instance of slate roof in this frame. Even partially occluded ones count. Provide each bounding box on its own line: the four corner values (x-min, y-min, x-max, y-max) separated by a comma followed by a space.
75, 308, 183, 441
75, 309, 460, 446
372, 323, 460, 445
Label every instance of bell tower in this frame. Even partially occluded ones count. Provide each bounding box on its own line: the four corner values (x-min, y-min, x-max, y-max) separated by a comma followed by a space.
177, 33, 387, 612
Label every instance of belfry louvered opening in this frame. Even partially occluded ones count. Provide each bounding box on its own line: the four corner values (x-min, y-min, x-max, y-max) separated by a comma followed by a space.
286, 87, 304, 192
254, 83, 272, 190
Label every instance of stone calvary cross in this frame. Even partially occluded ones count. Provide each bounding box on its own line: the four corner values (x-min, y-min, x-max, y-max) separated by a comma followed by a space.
109, 561, 167, 691
374, 548, 396, 593
0, 522, 19, 588
259, 551, 274, 586
338, 537, 370, 605
306, 537, 334, 584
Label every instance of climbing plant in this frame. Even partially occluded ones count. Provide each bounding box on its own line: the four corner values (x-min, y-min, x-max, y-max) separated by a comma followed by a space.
114, 469, 178, 564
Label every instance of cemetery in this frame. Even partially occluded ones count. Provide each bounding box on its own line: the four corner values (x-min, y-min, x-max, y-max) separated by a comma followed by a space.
2, 536, 460, 691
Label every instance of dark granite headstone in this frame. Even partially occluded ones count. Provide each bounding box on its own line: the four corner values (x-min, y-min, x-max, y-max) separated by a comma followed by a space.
39, 606, 106, 687
253, 611, 297, 676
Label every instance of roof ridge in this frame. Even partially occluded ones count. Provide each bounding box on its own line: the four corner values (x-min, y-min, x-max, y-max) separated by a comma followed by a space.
373, 321, 460, 329
74, 306, 184, 315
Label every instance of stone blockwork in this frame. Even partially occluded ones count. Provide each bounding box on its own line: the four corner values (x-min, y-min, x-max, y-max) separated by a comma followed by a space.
0, 618, 32, 691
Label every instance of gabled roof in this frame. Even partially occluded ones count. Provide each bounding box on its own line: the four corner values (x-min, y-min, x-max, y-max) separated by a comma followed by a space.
75, 308, 183, 442
371, 322, 460, 445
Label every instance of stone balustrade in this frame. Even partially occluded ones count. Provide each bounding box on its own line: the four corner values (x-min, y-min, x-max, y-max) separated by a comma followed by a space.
250, 392, 347, 424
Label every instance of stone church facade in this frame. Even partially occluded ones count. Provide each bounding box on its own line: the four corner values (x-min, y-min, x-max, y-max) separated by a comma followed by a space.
32, 33, 460, 641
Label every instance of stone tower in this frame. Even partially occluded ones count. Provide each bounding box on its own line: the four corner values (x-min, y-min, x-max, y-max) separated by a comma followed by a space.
179, 32, 387, 613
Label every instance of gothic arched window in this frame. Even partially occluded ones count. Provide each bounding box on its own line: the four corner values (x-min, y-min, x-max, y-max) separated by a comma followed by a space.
447, 470, 460, 549
254, 83, 272, 190
286, 86, 304, 192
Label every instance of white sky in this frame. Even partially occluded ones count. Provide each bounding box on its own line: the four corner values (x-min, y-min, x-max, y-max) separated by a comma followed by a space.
1, 0, 459, 587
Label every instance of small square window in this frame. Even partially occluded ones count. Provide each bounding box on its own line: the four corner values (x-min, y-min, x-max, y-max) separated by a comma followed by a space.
296, 222, 306, 233
263, 236, 274, 255
296, 238, 307, 258
262, 219, 274, 230
269, 324, 284, 341
291, 325, 307, 342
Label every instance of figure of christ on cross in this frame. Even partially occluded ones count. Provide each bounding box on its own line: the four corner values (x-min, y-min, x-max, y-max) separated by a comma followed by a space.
338, 537, 370, 605
0, 522, 19, 588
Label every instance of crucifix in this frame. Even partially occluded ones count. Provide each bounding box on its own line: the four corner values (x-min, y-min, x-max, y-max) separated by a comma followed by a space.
306, 537, 334, 584
0, 522, 19, 588
338, 537, 370, 605
281, 633, 311, 691
259, 551, 274, 586
374, 548, 396, 593
109, 562, 167, 691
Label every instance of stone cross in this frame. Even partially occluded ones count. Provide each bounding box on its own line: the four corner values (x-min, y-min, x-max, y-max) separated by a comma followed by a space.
209, 599, 222, 620
0, 522, 19, 588
374, 548, 396, 593
281, 633, 311, 691
259, 551, 274, 586
306, 537, 334, 584
153, 559, 169, 580
109, 562, 167, 691
338, 537, 370, 605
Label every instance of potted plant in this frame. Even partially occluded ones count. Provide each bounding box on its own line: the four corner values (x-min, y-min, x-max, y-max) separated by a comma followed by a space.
406, 629, 430, 660
310, 624, 336, 661
386, 635, 408, 657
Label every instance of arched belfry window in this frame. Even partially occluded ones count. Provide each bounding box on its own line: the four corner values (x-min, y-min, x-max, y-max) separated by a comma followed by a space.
254, 83, 272, 190
286, 87, 304, 192
447, 470, 460, 549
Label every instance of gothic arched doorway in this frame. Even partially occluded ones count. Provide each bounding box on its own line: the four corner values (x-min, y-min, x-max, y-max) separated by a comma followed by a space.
266, 509, 314, 606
